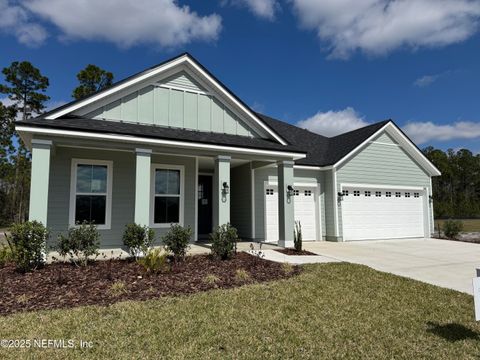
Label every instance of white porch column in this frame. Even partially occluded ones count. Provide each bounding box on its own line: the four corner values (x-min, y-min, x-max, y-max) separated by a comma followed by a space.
213, 155, 231, 229
28, 139, 52, 225
134, 148, 152, 226
278, 160, 295, 248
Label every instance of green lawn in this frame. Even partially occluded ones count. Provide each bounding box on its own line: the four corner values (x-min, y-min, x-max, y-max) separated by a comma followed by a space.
435, 219, 480, 232
1, 263, 479, 359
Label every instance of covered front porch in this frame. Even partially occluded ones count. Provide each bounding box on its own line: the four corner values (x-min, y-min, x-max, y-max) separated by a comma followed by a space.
26, 134, 305, 249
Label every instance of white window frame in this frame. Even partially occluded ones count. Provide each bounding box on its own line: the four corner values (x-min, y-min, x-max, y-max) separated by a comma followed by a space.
69, 159, 113, 230
150, 164, 185, 228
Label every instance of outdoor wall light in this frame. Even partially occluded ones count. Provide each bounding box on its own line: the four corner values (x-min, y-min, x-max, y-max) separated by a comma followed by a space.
287, 185, 295, 197
222, 182, 230, 195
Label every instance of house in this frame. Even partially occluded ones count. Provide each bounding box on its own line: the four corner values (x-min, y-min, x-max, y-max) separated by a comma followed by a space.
15, 53, 441, 249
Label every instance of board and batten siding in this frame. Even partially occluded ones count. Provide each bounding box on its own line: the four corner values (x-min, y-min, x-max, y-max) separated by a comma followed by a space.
84, 72, 256, 137
230, 163, 252, 239
335, 131, 433, 239
253, 167, 325, 241
46, 147, 196, 249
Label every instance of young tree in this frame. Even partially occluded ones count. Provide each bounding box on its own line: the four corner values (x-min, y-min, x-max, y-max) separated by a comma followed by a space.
0, 61, 50, 224
72, 64, 113, 100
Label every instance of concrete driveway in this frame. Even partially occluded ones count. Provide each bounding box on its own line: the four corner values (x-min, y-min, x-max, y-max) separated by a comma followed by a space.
303, 238, 480, 295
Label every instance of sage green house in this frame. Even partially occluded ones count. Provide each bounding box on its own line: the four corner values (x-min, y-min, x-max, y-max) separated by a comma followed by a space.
16, 53, 441, 250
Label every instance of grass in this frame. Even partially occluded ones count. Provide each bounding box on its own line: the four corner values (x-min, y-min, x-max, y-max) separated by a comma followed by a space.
435, 219, 480, 232
1, 263, 479, 359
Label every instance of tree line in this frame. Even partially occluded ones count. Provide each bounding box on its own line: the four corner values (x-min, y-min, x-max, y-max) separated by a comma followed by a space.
0, 62, 113, 226
423, 146, 480, 219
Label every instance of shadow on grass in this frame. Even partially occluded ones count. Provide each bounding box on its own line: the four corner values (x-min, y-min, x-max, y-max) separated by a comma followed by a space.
426, 321, 479, 342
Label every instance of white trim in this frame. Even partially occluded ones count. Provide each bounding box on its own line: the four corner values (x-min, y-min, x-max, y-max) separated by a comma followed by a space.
340, 183, 425, 191
16, 126, 305, 159
267, 181, 318, 187
194, 157, 199, 242
69, 159, 113, 230
368, 141, 401, 147
150, 164, 185, 228
251, 164, 255, 239
43, 55, 288, 145
333, 122, 441, 176
333, 170, 339, 238
315, 182, 322, 241
294, 165, 324, 170
155, 83, 211, 96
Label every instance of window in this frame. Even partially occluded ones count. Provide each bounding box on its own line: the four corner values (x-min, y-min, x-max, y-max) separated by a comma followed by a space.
70, 159, 112, 229
152, 165, 184, 226
386, 192, 392, 197
294, 190, 300, 196
342, 190, 349, 196
266, 189, 274, 195
405, 192, 411, 198
353, 190, 360, 197
414, 192, 420, 198
375, 191, 382, 197
395, 192, 401, 197
365, 191, 371, 197
304, 190, 312, 196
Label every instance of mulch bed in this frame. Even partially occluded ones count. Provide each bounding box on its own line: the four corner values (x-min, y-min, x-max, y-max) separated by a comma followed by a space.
274, 248, 318, 256
0, 252, 300, 316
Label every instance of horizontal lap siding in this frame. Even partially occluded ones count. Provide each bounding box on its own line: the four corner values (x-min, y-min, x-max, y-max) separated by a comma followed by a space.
231, 164, 252, 239
254, 168, 324, 241
46, 148, 196, 249
336, 132, 432, 238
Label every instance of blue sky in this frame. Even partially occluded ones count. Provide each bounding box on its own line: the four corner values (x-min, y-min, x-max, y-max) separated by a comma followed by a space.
1, 0, 480, 152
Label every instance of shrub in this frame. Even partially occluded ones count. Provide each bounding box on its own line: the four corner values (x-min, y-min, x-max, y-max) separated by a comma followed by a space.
162, 224, 192, 261
7, 221, 48, 272
57, 221, 100, 266
0, 245, 13, 267
294, 221, 302, 252
210, 223, 239, 260
443, 219, 463, 240
235, 268, 250, 282
137, 248, 169, 274
109, 281, 127, 297
123, 223, 155, 259
203, 274, 221, 286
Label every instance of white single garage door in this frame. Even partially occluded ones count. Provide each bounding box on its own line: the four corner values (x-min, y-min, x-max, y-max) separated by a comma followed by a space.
265, 186, 317, 242
341, 186, 425, 241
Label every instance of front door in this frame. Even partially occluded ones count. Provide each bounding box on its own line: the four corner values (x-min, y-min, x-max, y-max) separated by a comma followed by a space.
198, 175, 213, 236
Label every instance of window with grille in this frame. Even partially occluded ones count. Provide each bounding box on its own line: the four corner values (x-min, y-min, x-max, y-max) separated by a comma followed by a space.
405, 192, 411, 198
386, 192, 392, 197
414, 192, 420, 198
353, 191, 360, 196
342, 190, 349, 196
266, 189, 274, 195
375, 191, 381, 197
304, 190, 312, 196
365, 191, 371, 197
395, 192, 401, 197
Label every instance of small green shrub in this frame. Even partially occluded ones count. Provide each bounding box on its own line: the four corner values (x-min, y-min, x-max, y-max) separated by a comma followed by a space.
203, 274, 221, 286
235, 268, 250, 282
162, 224, 192, 261
294, 221, 302, 252
57, 221, 100, 266
210, 223, 239, 260
109, 281, 127, 297
7, 221, 48, 272
137, 248, 169, 274
443, 219, 463, 239
122, 223, 155, 259
0, 245, 13, 267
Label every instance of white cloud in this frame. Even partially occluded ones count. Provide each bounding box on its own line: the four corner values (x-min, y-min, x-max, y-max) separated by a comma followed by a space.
296, 107, 370, 137
414, 74, 441, 87
290, 0, 480, 59
0, 0, 47, 47
224, 0, 279, 20
403, 121, 480, 144
2, 0, 221, 48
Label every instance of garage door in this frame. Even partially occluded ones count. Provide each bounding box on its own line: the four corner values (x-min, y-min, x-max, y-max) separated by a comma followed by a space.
341, 186, 425, 241
265, 186, 317, 242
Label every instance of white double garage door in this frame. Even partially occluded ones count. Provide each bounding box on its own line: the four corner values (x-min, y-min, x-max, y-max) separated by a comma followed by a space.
265, 184, 427, 242
265, 185, 319, 242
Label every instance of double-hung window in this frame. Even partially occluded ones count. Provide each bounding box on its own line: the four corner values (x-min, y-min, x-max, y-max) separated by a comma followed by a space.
70, 159, 113, 229
151, 165, 184, 227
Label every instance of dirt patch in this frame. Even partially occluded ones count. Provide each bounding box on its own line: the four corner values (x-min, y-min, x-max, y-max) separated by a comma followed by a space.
0, 252, 300, 316
274, 248, 318, 256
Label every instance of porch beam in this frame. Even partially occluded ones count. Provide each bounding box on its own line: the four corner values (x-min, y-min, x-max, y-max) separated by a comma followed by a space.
134, 148, 152, 226
277, 160, 295, 248
213, 155, 231, 228
28, 139, 52, 225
